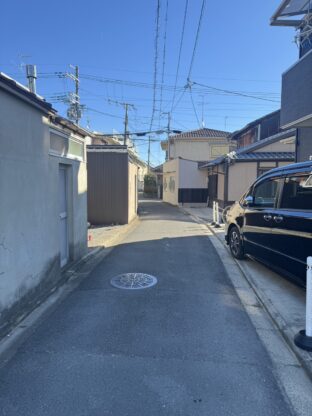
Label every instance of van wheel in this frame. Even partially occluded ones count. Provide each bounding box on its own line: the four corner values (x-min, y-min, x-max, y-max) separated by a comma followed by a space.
229, 226, 245, 259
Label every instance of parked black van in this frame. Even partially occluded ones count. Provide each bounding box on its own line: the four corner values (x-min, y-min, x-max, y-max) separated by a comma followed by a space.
225, 161, 312, 286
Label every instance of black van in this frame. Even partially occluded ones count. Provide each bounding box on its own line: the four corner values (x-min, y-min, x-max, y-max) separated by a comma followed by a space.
225, 161, 312, 286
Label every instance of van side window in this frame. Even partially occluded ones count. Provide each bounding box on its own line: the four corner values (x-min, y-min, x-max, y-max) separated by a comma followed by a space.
253, 179, 279, 208
280, 175, 312, 210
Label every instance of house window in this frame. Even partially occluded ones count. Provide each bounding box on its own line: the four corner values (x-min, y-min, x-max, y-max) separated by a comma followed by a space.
49, 130, 84, 161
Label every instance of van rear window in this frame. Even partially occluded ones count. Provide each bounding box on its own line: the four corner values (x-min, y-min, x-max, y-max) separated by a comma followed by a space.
280, 175, 312, 210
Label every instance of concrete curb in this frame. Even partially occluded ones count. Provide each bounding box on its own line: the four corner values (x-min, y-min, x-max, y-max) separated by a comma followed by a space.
180, 207, 312, 382
0, 216, 140, 363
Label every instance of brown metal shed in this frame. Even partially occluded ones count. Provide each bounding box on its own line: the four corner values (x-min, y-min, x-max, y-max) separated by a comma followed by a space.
87, 145, 138, 225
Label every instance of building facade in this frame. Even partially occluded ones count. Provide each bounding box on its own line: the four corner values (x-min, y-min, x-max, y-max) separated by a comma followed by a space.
0, 73, 89, 336
271, 0, 312, 161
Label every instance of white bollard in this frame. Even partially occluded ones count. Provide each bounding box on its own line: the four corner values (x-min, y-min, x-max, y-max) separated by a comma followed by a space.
294, 257, 312, 351
211, 201, 216, 225
215, 202, 221, 228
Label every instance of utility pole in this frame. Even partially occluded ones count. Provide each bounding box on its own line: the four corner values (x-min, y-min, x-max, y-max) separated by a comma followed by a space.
75, 65, 79, 125
162, 112, 171, 161
108, 100, 135, 146
147, 135, 151, 171
124, 103, 129, 146
66, 65, 82, 125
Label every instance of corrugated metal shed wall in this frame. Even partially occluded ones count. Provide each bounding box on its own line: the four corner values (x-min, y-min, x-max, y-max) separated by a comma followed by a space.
87, 151, 129, 225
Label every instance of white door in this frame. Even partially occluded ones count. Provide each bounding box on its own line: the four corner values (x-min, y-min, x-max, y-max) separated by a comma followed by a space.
59, 166, 69, 267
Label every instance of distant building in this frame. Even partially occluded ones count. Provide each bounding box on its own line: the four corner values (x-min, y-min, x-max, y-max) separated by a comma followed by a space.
161, 127, 232, 161
161, 127, 233, 206
271, 1, 312, 161
0, 73, 89, 336
199, 112, 296, 207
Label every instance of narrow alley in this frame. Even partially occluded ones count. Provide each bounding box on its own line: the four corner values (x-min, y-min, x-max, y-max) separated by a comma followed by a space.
0, 201, 294, 416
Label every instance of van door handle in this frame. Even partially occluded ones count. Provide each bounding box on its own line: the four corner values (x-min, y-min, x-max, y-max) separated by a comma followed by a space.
273, 215, 283, 223
263, 214, 272, 221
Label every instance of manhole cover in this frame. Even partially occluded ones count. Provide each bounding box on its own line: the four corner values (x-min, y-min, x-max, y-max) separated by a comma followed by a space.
110, 273, 157, 290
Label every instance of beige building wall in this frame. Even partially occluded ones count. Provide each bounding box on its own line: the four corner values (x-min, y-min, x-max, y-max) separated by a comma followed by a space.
163, 159, 179, 205
254, 139, 296, 153
228, 162, 258, 202
179, 159, 207, 188
170, 139, 230, 161
128, 161, 138, 222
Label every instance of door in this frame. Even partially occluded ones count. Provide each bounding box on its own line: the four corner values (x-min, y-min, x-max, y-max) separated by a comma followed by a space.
270, 173, 312, 284
208, 174, 218, 207
59, 166, 69, 267
243, 177, 281, 262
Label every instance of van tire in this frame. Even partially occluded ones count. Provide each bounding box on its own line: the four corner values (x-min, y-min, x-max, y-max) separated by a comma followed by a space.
229, 226, 245, 260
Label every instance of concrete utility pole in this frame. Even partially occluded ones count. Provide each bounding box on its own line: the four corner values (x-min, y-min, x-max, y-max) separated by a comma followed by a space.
162, 112, 171, 161
75, 65, 79, 125
147, 135, 151, 171
124, 103, 129, 146
108, 100, 135, 146
66, 65, 82, 125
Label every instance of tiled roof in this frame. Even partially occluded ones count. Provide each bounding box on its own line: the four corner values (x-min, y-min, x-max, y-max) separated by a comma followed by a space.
233, 152, 295, 161
170, 127, 231, 140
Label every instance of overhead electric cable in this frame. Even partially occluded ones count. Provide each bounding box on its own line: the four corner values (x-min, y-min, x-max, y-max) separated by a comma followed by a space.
159, 0, 169, 118
189, 87, 201, 127
187, 0, 206, 81
192, 81, 280, 103
170, 0, 189, 113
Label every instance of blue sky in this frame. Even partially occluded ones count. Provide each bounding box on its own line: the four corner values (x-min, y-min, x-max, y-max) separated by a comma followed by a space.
0, 0, 298, 165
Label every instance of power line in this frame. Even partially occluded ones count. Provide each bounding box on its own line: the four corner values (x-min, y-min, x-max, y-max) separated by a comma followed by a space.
192, 81, 280, 103
187, 0, 206, 81
170, 0, 189, 113
159, 0, 169, 119
189, 88, 201, 127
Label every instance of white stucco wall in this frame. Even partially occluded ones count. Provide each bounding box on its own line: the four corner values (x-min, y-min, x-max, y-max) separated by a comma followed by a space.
179, 159, 207, 189
0, 87, 87, 333
228, 162, 257, 202
170, 139, 230, 161
162, 159, 179, 205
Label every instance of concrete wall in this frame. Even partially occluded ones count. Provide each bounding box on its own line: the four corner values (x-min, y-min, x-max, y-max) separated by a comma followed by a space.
178, 159, 207, 188
228, 162, 257, 202
163, 159, 179, 205
170, 140, 230, 161
128, 161, 138, 223
0, 88, 87, 336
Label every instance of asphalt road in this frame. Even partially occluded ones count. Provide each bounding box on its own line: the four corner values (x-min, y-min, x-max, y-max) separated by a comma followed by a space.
0, 201, 294, 415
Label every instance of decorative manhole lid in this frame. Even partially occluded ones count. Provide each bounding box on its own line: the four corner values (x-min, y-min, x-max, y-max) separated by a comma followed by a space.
110, 273, 157, 290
